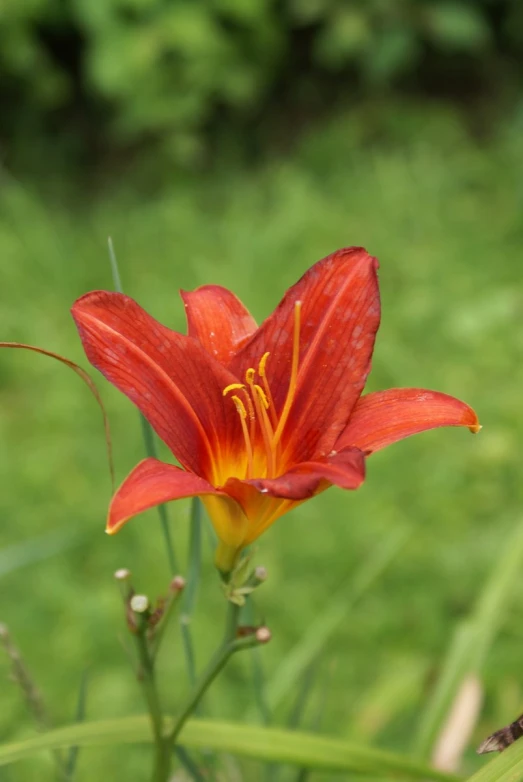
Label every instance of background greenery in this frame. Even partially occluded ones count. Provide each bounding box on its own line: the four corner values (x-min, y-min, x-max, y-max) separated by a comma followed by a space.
2, 0, 523, 175
1, 1, 523, 780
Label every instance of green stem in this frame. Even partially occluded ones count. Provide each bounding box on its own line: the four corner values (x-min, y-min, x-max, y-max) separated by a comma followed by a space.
167, 601, 251, 748
135, 626, 171, 782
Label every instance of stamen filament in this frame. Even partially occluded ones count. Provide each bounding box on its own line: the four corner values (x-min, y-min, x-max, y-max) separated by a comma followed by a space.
231, 395, 254, 478
253, 384, 276, 477
258, 352, 278, 428
272, 300, 302, 449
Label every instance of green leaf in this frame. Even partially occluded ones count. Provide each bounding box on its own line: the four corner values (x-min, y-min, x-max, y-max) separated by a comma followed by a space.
414, 520, 523, 758
467, 737, 523, 782
0, 716, 459, 780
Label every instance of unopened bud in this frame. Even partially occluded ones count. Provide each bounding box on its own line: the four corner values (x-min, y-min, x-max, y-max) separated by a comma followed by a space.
114, 568, 131, 581
255, 626, 271, 644
170, 575, 186, 592
130, 594, 150, 614
254, 566, 267, 582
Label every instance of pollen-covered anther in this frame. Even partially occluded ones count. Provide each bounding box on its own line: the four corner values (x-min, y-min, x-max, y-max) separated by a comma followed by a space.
231, 395, 247, 419
223, 383, 246, 397
258, 352, 270, 377
253, 384, 269, 409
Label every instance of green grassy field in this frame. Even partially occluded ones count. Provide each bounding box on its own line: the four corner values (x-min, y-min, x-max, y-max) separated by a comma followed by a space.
1, 104, 523, 781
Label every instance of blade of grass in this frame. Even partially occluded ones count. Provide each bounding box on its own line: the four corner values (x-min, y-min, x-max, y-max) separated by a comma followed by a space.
467, 736, 523, 782
0, 716, 460, 781
414, 519, 523, 759
260, 527, 410, 716
292, 660, 334, 782
270, 660, 321, 782
174, 747, 206, 782
107, 237, 177, 574
64, 669, 89, 781
244, 599, 271, 726
180, 498, 202, 687
287, 662, 320, 731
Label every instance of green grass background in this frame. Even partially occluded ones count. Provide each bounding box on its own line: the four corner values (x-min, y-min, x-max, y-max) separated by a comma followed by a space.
1, 104, 523, 780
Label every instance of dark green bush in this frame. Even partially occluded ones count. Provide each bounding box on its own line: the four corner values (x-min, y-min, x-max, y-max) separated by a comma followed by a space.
1, 0, 521, 170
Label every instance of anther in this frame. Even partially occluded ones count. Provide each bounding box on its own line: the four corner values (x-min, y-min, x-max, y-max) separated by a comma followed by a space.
253, 384, 269, 409
223, 383, 246, 397
258, 352, 270, 377
231, 395, 247, 419
245, 368, 256, 384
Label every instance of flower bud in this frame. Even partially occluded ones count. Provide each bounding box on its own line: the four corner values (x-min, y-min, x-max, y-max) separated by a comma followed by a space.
130, 594, 150, 614
170, 575, 186, 592
255, 626, 271, 644
114, 568, 131, 581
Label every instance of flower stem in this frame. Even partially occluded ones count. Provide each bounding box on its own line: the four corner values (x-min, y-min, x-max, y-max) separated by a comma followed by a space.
168, 601, 240, 747
135, 622, 171, 782
167, 600, 266, 753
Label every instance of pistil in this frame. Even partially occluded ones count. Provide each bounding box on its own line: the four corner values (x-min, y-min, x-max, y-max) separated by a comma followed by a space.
271, 300, 302, 449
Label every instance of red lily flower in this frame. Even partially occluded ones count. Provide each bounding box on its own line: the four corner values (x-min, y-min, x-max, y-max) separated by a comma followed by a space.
72, 247, 479, 573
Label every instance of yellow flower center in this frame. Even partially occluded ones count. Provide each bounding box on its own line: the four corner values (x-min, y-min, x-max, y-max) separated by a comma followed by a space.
222, 300, 302, 481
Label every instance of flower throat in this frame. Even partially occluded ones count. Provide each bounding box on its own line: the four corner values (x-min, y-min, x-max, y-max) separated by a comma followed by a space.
223, 300, 302, 480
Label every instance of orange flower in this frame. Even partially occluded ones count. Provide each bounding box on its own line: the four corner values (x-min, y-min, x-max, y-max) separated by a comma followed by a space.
72, 248, 479, 572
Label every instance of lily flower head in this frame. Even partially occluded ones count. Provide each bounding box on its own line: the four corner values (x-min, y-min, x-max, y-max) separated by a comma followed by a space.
72, 248, 479, 573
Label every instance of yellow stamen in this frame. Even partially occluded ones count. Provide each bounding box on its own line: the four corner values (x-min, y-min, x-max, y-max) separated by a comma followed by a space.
231, 395, 254, 478
272, 300, 302, 448
258, 351, 278, 428
252, 384, 276, 477
231, 395, 247, 419
253, 384, 269, 409
223, 383, 246, 397
245, 367, 256, 384
258, 352, 270, 377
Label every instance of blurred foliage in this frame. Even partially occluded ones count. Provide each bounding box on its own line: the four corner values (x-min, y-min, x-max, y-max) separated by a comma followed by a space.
1, 0, 523, 173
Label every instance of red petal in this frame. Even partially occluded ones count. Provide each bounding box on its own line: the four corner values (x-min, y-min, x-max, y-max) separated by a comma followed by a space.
72, 291, 242, 478
108, 458, 224, 534
241, 446, 366, 499
224, 447, 366, 544
231, 248, 380, 461
181, 285, 257, 364
335, 388, 481, 454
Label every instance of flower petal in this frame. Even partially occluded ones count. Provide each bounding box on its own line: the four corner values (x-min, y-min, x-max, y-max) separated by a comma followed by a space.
181, 285, 257, 364
335, 388, 481, 454
108, 458, 225, 534
72, 291, 242, 478
231, 247, 380, 461
223, 447, 366, 545
238, 446, 366, 500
